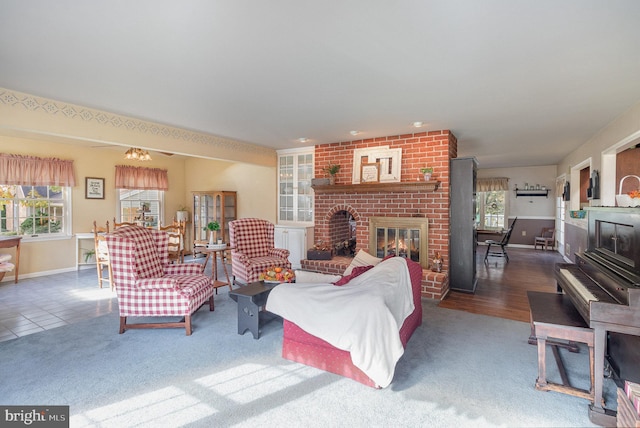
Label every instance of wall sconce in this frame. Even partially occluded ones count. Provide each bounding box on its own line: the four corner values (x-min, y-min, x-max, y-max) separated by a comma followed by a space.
124, 148, 152, 161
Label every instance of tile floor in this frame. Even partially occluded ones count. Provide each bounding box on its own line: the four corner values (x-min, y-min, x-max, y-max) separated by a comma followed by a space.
0, 256, 219, 343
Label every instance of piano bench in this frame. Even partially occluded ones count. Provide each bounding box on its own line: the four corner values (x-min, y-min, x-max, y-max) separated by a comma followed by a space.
527, 291, 595, 403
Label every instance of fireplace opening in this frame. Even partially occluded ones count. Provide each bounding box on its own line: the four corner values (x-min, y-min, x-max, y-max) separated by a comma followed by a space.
369, 217, 429, 269
329, 210, 357, 257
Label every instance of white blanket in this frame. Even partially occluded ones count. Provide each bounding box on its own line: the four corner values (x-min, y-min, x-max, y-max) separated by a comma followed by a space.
266, 257, 415, 388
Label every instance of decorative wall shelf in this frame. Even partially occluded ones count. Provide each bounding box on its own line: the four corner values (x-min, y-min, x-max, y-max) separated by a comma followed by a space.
311, 181, 440, 194
514, 188, 549, 198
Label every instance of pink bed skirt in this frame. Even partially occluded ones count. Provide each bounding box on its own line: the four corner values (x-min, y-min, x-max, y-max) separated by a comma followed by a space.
281, 258, 424, 388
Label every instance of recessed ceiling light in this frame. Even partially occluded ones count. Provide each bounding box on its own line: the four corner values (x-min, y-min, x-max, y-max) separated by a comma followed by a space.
297, 137, 309, 143
412, 121, 424, 128
350, 130, 360, 136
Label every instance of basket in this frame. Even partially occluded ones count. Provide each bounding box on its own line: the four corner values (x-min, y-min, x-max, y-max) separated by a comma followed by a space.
616, 175, 640, 207
569, 210, 586, 219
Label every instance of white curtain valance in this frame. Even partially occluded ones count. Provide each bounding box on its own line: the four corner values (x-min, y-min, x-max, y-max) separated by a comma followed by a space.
477, 177, 509, 192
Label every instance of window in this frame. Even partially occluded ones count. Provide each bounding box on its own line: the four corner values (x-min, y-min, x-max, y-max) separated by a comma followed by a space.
476, 190, 507, 230
0, 184, 71, 238
277, 147, 314, 224
117, 189, 163, 228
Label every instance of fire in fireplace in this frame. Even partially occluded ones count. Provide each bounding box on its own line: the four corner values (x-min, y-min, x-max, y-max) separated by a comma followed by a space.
369, 217, 429, 268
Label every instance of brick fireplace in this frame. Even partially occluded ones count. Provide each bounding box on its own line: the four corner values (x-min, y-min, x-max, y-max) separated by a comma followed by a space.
301, 130, 457, 300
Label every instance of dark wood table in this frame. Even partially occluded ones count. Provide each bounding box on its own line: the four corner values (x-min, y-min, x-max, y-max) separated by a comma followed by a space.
229, 281, 279, 339
0, 236, 21, 283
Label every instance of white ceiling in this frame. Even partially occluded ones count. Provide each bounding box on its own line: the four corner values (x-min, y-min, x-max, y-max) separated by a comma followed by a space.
1, 0, 639, 168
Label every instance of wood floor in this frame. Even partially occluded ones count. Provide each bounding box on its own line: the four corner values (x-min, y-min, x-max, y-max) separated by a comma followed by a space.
438, 246, 567, 323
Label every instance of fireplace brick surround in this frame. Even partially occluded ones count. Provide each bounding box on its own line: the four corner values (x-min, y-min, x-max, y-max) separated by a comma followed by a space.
301, 130, 457, 300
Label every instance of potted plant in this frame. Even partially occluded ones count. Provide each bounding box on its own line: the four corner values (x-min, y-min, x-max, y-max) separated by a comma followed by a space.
420, 167, 434, 181
83, 249, 96, 263
176, 205, 190, 223
205, 221, 220, 246
324, 164, 341, 185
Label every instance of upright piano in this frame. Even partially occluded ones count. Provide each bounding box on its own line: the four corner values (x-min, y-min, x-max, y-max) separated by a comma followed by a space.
555, 207, 640, 426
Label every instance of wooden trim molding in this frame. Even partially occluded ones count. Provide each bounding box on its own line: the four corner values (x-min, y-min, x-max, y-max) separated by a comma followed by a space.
311, 181, 440, 194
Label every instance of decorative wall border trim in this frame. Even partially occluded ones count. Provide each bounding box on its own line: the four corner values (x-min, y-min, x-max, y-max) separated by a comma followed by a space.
0, 88, 273, 156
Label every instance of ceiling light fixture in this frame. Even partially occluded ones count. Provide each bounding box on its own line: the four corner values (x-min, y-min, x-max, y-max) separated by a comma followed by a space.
350, 130, 360, 136
297, 137, 309, 143
124, 147, 152, 161
412, 121, 424, 128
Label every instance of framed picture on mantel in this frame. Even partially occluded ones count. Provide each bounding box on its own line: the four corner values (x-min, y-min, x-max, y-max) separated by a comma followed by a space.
360, 162, 380, 183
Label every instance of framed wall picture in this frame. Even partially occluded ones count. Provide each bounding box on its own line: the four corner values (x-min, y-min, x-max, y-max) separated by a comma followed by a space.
85, 177, 105, 199
360, 162, 381, 183
352, 146, 402, 183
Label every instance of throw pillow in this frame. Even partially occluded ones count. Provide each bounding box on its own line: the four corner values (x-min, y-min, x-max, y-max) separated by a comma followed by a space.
333, 265, 374, 286
343, 249, 382, 276
294, 270, 343, 283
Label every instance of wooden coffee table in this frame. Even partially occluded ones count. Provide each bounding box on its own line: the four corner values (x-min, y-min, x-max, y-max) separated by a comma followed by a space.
229, 281, 280, 339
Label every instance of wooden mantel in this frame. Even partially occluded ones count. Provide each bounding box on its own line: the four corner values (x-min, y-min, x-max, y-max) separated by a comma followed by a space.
311, 181, 440, 194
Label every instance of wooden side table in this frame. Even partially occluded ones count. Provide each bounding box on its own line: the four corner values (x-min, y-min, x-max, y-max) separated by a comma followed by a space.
0, 236, 21, 284
200, 246, 232, 293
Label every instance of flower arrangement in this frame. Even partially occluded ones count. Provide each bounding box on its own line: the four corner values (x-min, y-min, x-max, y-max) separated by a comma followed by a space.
420, 167, 433, 174
260, 266, 295, 283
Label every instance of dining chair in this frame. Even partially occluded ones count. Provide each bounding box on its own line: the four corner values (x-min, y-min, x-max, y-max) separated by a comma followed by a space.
93, 220, 113, 290
159, 220, 185, 263
484, 217, 518, 262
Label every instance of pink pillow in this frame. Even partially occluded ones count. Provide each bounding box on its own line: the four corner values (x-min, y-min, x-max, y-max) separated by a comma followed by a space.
333, 265, 374, 286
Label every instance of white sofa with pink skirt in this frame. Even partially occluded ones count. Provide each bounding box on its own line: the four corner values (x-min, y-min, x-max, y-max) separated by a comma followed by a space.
266, 255, 423, 388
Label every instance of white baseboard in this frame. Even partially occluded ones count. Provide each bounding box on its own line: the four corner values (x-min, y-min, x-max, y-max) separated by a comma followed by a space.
0, 266, 79, 283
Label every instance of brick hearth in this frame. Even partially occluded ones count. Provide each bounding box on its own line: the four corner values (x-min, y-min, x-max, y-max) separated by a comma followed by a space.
300, 130, 457, 300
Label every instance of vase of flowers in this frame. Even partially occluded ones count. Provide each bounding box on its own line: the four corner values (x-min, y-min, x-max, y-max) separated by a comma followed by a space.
420, 167, 433, 181
206, 221, 220, 247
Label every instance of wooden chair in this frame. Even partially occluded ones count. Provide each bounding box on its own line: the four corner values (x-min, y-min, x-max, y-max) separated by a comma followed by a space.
159, 220, 185, 263
484, 217, 518, 262
534, 227, 556, 251
93, 221, 114, 290
113, 218, 137, 229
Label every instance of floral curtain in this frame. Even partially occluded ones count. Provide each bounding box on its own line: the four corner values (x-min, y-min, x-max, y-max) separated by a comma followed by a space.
477, 177, 509, 192
115, 165, 169, 190
0, 153, 76, 186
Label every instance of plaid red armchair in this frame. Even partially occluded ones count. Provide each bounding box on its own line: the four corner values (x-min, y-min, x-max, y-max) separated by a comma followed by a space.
106, 225, 214, 335
229, 218, 291, 284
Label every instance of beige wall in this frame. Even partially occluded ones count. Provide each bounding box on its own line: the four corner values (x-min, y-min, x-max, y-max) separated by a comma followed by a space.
184, 157, 276, 222
478, 165, 557, 219
0, 88, 278, 280
557, 99, 640, 208
0, 137, 276, 280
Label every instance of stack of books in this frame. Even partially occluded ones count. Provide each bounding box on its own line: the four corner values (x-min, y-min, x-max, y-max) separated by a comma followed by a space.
618, 380, 640, 427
